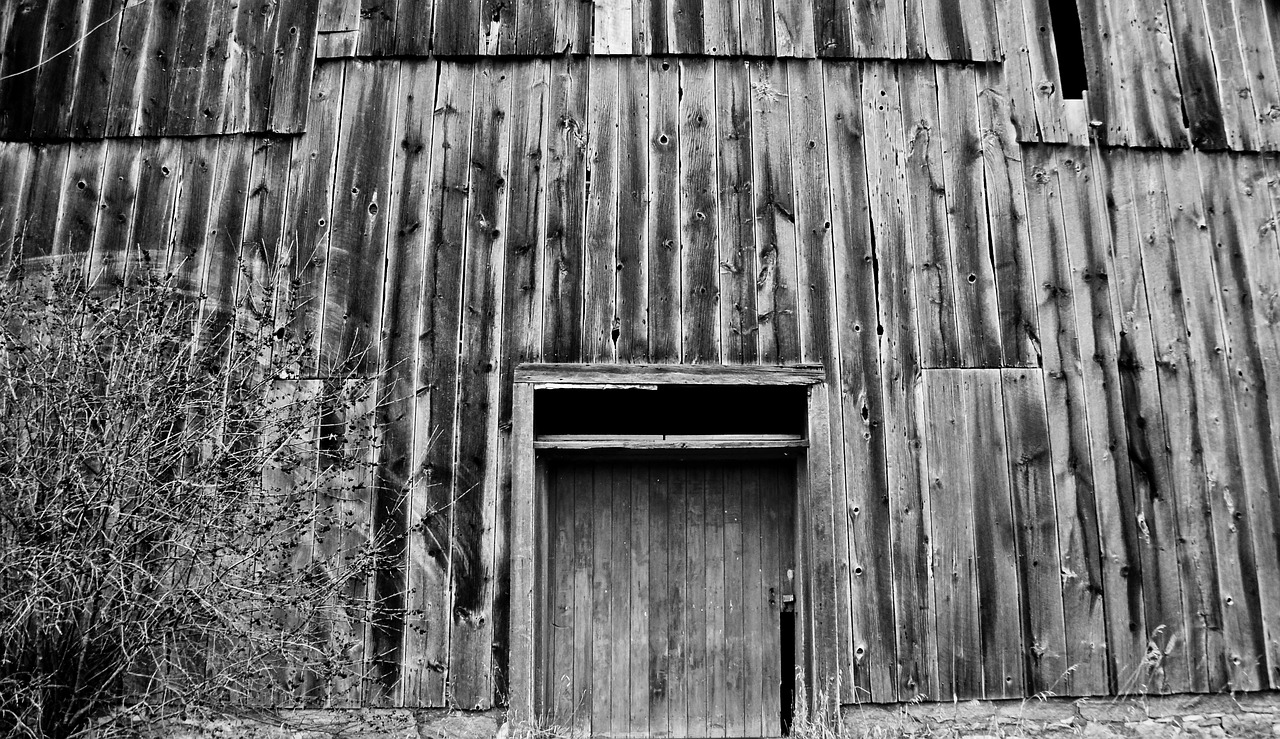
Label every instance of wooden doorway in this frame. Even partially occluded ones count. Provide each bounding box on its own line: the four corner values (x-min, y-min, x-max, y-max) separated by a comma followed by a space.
539, 457, 797, 738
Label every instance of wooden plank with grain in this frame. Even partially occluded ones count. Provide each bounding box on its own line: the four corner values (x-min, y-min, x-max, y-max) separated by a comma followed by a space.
0, 144, 33, 272
666, 464, 689, 736
975, 68, 1041, 368
162, 139, 218, 300
715, 59, 757, 365
369, 60, 437, 707
594, 0, 635, 53
966, 371, 1025, 698
704, 0, 738, 54
407, 61, 476, 707
569, 465, 594, 734
936, 64, 1001, 367
1200, 0, 1261, 150
447, 60, 514, 710
773, 0, 815, 57
723, 466, 745, 735
648, 59, 681, 363
813, 0, 851, 56
741, 468, 765, 735
1112, 0, 1187, 148
13, 145, 68, 270
1056, 150, 1150, 690
268, 0, 320, 133
648, 463, 672, 736
685, 466, 709, 736
921, 370, 983, 700
65, 0, 123, 138
1130, 151, 1221, 692
0, 0, 46, 137
672, 0, 705, 54
1193, 153, 1278, 688
1074, 0, 1131, 145
680, 58, 720, 365
190, 0, 233, 136
1232, 0, 1280, 148
707, 467, 730, 735
616, 58, 650, 362
1099, 149, 1189, 694
52, 142, 108, 268
26, 0, 83, 138
849, 0, 905, 58
609, 467, 634, 734
590, 464, 614, 735
1162, 0, 1227, 149
583, 58, 622, 364
434, 0, 480, 53
749, 60, 801, 365
863, 61, 934, 702
554, 0, 591, 53
1021, 146, 1109, 696
161, 0, 214, 135
823, 61, 897, 703
628, 465, 651, 732
999, 369, 1069, 695
739, 0, 775, 55
900, 64, 960, 369
543, 58, 589, 364
87, 140, 144, 288
515, 0, 555, 53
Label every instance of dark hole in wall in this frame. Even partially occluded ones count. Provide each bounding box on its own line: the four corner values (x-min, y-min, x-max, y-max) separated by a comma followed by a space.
535, 385, 807, 436
1048, 0, 1088, 99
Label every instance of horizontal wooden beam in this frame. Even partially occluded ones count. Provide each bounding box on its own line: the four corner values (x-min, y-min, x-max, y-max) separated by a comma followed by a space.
514, 363, 826, 385
535, 433, 808, 450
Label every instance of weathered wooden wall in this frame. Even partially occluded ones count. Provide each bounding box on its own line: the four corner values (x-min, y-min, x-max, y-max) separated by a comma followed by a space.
4, 52, 1280, 709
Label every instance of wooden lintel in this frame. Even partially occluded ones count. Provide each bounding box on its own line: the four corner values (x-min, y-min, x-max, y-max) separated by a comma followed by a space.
514, 363, 825, 385
534, 434, 808, 450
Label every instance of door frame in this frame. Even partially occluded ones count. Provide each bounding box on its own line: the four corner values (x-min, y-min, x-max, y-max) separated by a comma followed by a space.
507, 363, 841, 725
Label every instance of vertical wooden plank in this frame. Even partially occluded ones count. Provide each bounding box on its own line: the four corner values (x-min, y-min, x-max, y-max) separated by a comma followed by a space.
680, 59, 720, 365
1022, 146, 1109, 696
595, 0, 635, 53
1000, 369, 1070, 694
27, 0, 83, 138
1234, 0, 1280, 148
823, 61, 897, 703
321, 61, 397, 374
1111, 0, 1188, 148
648, 59, 681, 363
515, 0, 554, 53
358, 0, 397, 55
554, 0, 591, 53
448, 60, 513, 710
1056, 150, 1149, 690
66, 0, 123, 139
739, 0, 775, 56
1075, 0, 1132, 145
722, 466, 745, 736
703, 0, 738, 54
123, 138, 182, 282
0, 144, 33, 273
610, 466, 634, 735
935, 65, 1001, 368
715, 60, 757, 365
495, 62, 550, 708
163, 138, 218, 299
616, 58, 650, 362
863, 61, 933, 703
248, 0, 286, 133
52, 142, 108, 267
571, 464, 594, 734
547, 465, 575, 722
1200, 0, 1261, 150
706, 466, 727, 736
137, 0, 185, 133
741, 468, 765, 735
787, 60, 851, 705
373, 60, 436, 707
389, 0, 432, 54
672, 0, 705, 54
666, 464, 689, 737
15, 144, 69, 270
584, 58, 621, 363
1163, 0, 1228, 149
921, 370, 983, 700
542, 58, 588, 364
976, 68, 1041, 367
773, 0, 814, 57
268, 0, 319, 133
1131, 151, 1221, 692
88, 141, 144, 288
407, 61, 475, 707
434, 0, 480, 53
632, 0, 653, 53
814, 0, 851, 56
1163, 151, 1263, 690
192, 0, 233, 136
649, 463, 672, 737
685, 466, 709, 736
849, 0, 905, 58
163, 0, 214, 135
761, 464, 785, 735
0, 0, 44, 137
628, 464, 651, 733
749, 60, 800, 365
1193, 153, 1278, 689
1097, 149, 1190, 694
900, 64, 960, 369
966, 372, 1025, 698
241, 138, 292, 271
590, 464, 613, 736
319, 0, 361, 32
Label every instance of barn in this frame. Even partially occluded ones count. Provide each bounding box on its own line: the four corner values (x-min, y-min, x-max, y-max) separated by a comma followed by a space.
2, 0, 1280, 733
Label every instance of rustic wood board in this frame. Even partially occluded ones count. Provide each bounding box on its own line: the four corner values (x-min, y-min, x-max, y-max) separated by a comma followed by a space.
1163, 0, 1228, 149
0, 143, 33, 272
647, 59, 681, 363
1021, 146, 1109, 696
863, 61, 935, 702
715, 60, 758, 365
749, 60, 801, 365
542, 58, 589, 364
679, 58, 720, 364
616, 58, 650, 362
1075, 0, 1130, 145
66, 0, 123, 138
27, 0, 87, 139
583, 58, 622, 364
448, 60, 514, 710
1097, 148, 1191, 694
87, 140, 143, 287
51, 141, 107, 266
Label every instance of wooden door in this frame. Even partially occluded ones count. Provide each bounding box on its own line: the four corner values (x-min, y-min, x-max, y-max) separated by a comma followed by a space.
541, 458, 796, 738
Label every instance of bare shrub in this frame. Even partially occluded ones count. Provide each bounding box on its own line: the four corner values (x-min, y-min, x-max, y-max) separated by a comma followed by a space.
0, 260, 390, 738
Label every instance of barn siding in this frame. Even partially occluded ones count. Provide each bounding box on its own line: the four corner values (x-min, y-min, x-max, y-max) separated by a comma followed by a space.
6, 53, 1280, 706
